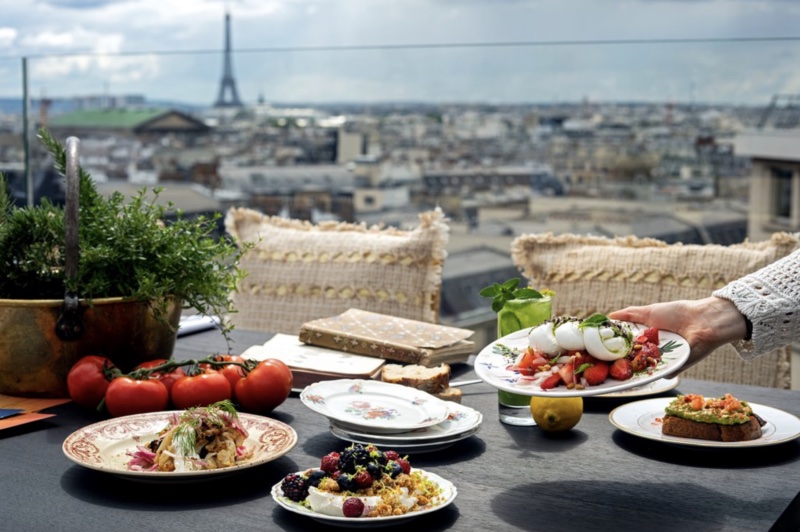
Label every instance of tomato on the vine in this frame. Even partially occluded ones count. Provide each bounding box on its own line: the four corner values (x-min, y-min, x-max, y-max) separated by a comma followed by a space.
171, 370, 232, 409
134, 359, 186, 394
218, 355, 246, 393
234, 359, 293, 414
104, 377, 169, 417
67, 355, 118, 410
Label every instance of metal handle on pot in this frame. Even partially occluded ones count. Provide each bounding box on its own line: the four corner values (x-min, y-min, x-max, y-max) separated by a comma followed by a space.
55, 136, 85, 341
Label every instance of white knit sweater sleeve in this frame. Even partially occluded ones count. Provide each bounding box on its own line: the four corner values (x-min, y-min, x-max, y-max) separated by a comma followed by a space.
712, 248, 800, 360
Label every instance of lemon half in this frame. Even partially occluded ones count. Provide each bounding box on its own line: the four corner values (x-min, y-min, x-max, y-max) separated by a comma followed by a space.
530, 396, 583, 432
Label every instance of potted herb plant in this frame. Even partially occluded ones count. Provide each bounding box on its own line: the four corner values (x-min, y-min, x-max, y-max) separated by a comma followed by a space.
0, 130, 247, 397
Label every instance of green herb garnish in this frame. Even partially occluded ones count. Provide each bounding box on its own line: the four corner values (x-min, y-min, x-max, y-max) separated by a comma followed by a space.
578, 313, 610, 329
492, 343, 520, 362
169, 400, 239, 457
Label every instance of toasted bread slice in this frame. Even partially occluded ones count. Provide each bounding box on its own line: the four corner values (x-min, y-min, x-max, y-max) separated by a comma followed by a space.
381, 363, 451, 394
662, 414, 763, 442
434, 386, 462, 403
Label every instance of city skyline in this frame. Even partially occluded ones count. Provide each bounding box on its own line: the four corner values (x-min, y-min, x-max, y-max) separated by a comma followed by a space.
1, 1, 800, 107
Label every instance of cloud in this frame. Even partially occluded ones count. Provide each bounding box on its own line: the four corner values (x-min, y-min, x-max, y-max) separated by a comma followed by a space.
0, 28, 18, 48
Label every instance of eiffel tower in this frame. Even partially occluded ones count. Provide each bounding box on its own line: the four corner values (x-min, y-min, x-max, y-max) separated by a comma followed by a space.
214, 12, 243, 108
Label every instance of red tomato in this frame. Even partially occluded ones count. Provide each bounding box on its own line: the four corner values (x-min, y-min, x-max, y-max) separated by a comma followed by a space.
105, 377, 169, 417
134, 359, 187, 394
171, 371, 232, 409
234, 359, 293, 414
67, 355, 117, 410
217, 355, 246, 393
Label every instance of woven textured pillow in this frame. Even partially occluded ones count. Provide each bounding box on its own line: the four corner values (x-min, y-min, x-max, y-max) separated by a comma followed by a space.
224, 208, 449, 335
511, 232, 800, 389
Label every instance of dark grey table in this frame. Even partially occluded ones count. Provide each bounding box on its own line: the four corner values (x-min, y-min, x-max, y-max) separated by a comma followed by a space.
2, 327, 799, 531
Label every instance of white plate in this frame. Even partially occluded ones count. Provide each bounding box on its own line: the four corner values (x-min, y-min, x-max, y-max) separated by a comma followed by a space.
609, 397, 800, 448
329, 424, 482, 454
272, 468, 457, 527
300, 379, 450, 433
596, 376, 681, 398
474, 323, 689, 398
62, 411, 297, 480
330, 402, 483, 443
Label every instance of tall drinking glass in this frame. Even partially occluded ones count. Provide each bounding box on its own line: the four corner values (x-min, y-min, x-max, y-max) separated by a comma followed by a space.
496, 295, 553, 426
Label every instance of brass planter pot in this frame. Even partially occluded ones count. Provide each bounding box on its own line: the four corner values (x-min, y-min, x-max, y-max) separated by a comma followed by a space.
0, 297, 181, 397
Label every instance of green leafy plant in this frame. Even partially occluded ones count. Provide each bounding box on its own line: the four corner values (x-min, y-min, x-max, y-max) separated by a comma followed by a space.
0, 129, 248, 341
479, 277, 545, 313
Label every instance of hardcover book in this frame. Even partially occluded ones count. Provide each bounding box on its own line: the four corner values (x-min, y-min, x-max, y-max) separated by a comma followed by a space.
297, 308, 475, 366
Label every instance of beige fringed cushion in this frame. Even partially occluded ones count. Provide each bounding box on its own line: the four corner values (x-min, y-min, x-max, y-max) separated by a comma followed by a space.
225, 208, 449, 335
511, 232, 800, 389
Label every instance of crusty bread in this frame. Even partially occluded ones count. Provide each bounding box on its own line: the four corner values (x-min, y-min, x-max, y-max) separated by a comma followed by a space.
435, 387, 462, 403
381, 363, 451, 394
662, 414, 763, 442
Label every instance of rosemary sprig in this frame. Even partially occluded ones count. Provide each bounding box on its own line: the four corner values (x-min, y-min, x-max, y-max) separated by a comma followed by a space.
659, 340, 682, 355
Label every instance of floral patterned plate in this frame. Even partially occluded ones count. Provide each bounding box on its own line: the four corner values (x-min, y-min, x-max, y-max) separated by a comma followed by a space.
329, 401, 482, 443
474, 323, 689, 398
300, 379, 450, 434
62, 411, 297, 481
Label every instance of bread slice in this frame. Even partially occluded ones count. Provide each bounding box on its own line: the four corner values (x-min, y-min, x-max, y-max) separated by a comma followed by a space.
381, 363, 451, 394
435, 387, 462, 403
662, 414, 763, 442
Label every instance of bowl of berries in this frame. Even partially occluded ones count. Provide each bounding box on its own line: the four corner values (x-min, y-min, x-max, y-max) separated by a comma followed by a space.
272, 443, 457, 525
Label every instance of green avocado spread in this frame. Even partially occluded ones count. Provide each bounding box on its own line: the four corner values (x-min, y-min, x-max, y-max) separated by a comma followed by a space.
665, 394, 752, 425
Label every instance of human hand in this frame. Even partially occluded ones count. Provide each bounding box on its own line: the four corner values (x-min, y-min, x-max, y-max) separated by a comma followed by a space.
609, 296, 748, 373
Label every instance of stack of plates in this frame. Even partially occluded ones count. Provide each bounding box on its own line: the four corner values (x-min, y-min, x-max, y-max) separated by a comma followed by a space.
300, 379, 482, 453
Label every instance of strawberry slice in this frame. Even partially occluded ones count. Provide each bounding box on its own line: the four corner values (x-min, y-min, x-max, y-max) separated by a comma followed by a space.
636, 327, 659, 345
540, 373, 562, 390
557, 361, 575, 386
582, 361, 609, 385
609, 358, 633, 381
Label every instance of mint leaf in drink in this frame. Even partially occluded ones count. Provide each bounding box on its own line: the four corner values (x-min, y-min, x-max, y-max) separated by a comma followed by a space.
514, 287, 543, 300
480, 278, 548, 313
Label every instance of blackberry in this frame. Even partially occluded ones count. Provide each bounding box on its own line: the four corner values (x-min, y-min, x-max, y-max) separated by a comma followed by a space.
280, 473, 309, 502
338, 443, 371, 473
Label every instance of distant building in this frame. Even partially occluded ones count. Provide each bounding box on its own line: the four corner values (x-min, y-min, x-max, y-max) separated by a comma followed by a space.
48, 108, 210, 140
734, 128, 800, 241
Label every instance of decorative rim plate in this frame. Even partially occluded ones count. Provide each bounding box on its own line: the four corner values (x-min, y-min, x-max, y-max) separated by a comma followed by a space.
329, 424, 482, 454
62, 411, 298, 480
272, 468, 457, 527
596, 376, 681, 398
300, 379, 450, 433
330, 402, 482, 443
609, 397, 800, 448
474, 323, 690, 398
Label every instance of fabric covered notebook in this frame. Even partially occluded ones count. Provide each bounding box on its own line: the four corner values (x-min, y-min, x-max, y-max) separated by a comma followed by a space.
298, 308, 475, 366
240, 333, 385, 390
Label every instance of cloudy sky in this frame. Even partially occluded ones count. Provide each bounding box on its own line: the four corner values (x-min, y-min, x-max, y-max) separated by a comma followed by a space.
1, 0, 799, 107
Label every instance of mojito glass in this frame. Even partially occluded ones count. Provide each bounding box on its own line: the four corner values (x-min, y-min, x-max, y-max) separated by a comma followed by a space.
497, 295, 552, 425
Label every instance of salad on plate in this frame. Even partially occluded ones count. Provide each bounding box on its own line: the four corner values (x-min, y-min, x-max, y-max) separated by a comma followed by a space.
475, 314, 689, 398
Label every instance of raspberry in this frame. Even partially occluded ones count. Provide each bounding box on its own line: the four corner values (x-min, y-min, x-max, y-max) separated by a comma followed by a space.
342, 497, 365, 518
280, 473, 309, 502
353, 469, 373, 489
320, 452, 340, 473
395, 458, 411, 475
383, 450, 400, 462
